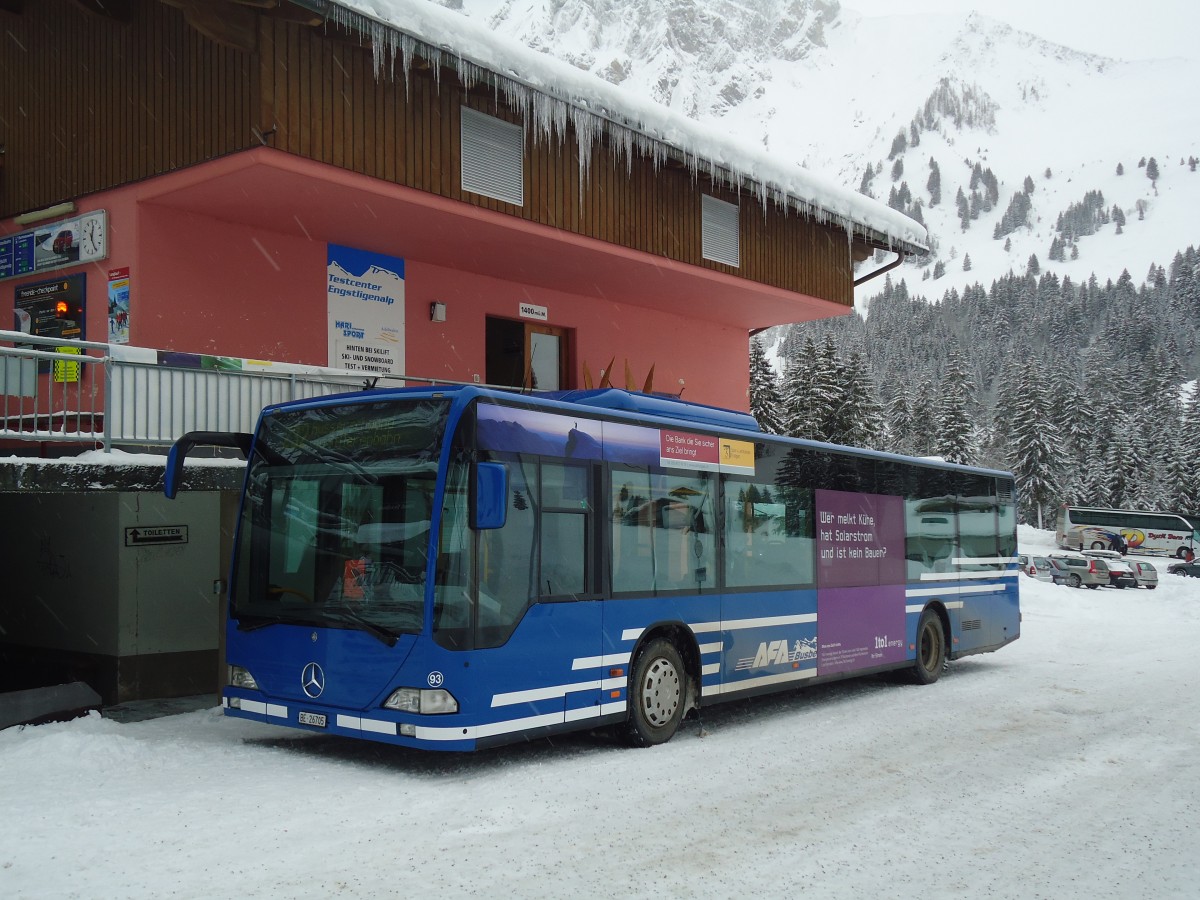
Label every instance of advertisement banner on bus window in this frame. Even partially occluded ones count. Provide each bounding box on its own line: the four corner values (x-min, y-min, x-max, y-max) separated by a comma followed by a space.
476, 405, 756, 475
815, 489, 907, 675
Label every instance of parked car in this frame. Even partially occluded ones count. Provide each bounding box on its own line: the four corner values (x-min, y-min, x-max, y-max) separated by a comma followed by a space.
1126, 560, 1159, 589
1102, 558, 1138, 589
1166, 561, 1200, 578
1023, 556, 1068, 584
1048, 553, 1110, 589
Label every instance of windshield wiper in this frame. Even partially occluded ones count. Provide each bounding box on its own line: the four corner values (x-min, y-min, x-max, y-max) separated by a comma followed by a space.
235, 613, 301, 632
323, 606, 400, 647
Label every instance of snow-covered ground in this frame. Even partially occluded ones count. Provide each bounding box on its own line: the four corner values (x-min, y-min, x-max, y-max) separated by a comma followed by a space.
3, 526, 1198, 898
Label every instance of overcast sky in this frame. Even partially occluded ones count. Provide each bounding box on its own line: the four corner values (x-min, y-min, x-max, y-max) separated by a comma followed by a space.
849, 0, 1198, 60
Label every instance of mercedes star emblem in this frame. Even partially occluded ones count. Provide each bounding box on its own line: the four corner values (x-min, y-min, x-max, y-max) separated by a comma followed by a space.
301, 662, 325, 699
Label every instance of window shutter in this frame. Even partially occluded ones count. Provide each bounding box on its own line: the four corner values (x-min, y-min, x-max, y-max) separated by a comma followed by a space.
461, 107, 525, 206
702, 194, 740, 267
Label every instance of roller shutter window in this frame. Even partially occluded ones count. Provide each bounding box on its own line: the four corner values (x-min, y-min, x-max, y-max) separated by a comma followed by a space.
702, 194, 740, 267
461, 107, 525, 206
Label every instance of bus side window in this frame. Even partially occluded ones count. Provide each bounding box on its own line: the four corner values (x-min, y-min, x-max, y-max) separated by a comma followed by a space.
612, 468, 656, 594
539, 461, 589, 597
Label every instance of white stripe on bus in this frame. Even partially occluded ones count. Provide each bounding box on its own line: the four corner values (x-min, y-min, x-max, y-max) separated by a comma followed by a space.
905, 601, 966, 614
571, 652, 632, 671
698, 642, 723, 655
688, 613, 818, 634
920, 570, 1019, 581
491, 680, 603, 707
907, 584, 1001, 597
331, 716, 398, 735
701, 667, 818, 697
266, 704, 288, 719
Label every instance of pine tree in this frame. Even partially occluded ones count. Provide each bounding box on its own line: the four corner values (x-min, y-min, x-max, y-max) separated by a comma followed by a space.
748, 338, 785, 435
962, 253, 972, 271
858, 163, 875, 197
780, 340, 819, 439
1009, 361, 1061, 527
884, 382, 914, 455
836, 352, 885, 450
1116, 162, 1124, 175
926, 158, 941, 207
1146, 156, 1160, 181
811, 335, 846, 443
1027, 254, 1040, 276
934, 350, 975, 464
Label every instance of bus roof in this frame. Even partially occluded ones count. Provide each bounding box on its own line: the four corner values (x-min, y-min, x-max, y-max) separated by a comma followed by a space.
262, 383, 1015, 481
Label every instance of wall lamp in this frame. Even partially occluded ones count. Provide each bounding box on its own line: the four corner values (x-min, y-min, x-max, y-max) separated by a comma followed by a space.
13, 201, 77, 226
430, 301, 447, 323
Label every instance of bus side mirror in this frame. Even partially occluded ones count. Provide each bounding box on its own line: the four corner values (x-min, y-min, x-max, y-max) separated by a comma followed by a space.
472, 462, 508, 530
165, 431, 252, 499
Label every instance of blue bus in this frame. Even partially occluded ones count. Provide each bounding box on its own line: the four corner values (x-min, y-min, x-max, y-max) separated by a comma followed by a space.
166, 385, 1020, 751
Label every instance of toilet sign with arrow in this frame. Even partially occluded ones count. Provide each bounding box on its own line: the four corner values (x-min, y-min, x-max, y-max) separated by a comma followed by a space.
124, 525, 188, 547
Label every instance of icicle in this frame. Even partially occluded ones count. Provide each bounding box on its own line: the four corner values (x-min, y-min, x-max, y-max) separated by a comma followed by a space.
318, 0, 923, 255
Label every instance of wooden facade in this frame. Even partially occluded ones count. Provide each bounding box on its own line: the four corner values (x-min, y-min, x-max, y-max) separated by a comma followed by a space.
0, 0, 860, 306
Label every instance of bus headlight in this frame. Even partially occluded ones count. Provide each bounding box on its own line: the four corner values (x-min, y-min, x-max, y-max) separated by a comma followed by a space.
228, 665, 259, 690
383, 687, 459, 714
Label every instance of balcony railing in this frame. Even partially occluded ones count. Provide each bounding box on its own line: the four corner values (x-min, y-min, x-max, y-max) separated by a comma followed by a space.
0, 330, 437, 451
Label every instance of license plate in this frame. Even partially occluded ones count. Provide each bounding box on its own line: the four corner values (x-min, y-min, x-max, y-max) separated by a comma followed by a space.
298, 711, 327, 728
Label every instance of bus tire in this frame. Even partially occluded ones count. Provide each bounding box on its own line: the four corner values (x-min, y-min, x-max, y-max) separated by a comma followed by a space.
904, 608, 946, 686
1090, 541, 1106, 550
1178, 547, 1190, 559
621, 638, 686, 747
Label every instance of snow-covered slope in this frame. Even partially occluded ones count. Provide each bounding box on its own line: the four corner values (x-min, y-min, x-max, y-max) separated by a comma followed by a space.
436, 1, 1200, 305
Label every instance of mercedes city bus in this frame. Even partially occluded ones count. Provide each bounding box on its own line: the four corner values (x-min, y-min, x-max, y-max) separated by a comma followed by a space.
166, 385, 1021, 751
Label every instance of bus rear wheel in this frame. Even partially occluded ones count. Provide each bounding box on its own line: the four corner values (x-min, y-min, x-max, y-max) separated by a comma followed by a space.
904, 608, 946, 686
621, 638, 686, 747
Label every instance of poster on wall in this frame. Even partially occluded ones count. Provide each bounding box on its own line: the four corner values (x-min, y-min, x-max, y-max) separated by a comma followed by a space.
14, 274, 86, 341
326, 244, 405, 378
0, 210, 107, 280
107, 267, 130, 344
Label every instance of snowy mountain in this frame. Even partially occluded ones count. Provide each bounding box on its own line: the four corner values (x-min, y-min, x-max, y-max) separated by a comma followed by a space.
435, 0, 1200, 307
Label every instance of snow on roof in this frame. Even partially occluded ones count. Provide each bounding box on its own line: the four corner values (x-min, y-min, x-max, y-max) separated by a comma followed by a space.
323, 0, 929, 254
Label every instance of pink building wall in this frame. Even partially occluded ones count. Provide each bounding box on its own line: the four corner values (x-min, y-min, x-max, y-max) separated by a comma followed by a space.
7, 150, 827, 413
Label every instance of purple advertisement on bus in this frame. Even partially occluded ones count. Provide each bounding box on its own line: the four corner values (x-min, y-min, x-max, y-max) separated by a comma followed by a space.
815, 489, 907, 675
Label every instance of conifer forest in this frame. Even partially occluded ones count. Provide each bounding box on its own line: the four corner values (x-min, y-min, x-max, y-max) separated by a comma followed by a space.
752, 245, 1200, 527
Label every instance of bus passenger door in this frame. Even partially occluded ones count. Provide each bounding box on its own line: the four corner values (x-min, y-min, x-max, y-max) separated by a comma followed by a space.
472, 453, 604, 727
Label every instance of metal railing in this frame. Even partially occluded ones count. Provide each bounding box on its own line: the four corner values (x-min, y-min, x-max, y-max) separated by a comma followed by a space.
0, 331, 419, 451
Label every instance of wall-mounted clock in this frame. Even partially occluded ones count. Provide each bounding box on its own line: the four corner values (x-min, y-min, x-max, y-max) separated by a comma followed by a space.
79, 211, 107, 261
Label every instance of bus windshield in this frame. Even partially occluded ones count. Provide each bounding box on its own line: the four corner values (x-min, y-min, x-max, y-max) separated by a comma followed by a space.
231, 398, 450, 642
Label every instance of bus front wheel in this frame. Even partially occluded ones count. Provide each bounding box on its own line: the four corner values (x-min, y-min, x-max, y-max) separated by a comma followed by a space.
904, 609, 946, 686
621, 638, 686, 747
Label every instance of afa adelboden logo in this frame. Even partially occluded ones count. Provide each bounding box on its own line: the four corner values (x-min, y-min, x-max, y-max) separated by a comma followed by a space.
736, 637, 818, 671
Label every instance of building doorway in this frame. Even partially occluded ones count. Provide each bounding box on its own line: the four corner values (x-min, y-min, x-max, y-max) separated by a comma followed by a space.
485, 317, 570, 390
